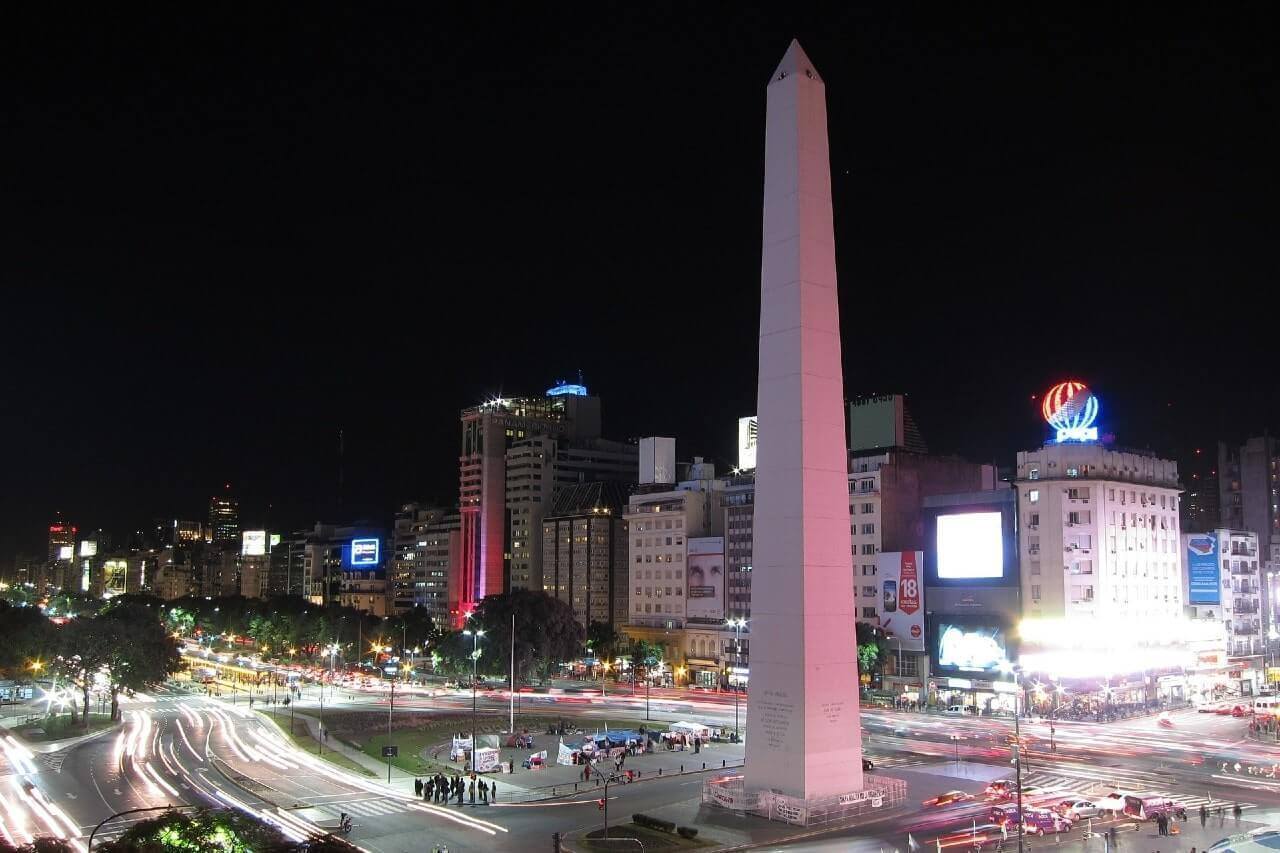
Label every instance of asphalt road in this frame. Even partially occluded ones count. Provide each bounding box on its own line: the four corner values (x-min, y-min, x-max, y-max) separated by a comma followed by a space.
8, 688, 1280, 852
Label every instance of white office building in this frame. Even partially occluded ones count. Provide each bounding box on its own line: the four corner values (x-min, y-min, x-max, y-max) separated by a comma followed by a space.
1015, 444, 1183, 623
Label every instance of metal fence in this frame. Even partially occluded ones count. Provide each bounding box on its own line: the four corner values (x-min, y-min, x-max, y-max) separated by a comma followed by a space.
702, 772, 908, 827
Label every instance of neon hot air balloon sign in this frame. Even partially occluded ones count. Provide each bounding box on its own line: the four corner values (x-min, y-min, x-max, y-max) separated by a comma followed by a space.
1042, 381, 1100, 443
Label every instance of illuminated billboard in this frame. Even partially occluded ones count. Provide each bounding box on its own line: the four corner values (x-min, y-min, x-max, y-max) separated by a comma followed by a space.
79, 540, 97, 557
737, 416, 758, 470
269, 533, 281, 549
57, 545, 74, 561
351, 538, 380, 566
934, 621, 1010, 675
936, 512, 1004, 579
686, 537, 725, 622
242, 530, 267, 556
877, 551, 925, 651
1186, 535, 1220, 605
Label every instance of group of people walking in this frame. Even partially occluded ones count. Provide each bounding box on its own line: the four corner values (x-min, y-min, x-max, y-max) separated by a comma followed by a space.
414, 773, 495, 805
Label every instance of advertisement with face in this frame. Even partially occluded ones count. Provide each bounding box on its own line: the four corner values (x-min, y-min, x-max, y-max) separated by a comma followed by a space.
686, 537, 724, 622
877, 551, 925, 651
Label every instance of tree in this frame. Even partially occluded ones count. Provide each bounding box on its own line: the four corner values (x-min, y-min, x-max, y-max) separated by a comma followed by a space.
61, 604, 180, 724
471, 590, 585, 684
627, 638, 663, 686
586, 621, 622, 663
98, 807, 296, 853
0, 600, 55, 679
856, 622, 888, 678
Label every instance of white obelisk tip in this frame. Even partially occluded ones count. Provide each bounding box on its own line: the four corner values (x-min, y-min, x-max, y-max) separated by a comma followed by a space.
771, 39, 822, 83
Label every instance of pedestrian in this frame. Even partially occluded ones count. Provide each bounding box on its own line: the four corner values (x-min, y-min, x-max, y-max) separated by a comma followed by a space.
1155, 813, 1165, 835
469, 779, 476, 804
1234, 803, 1243, 824
1200, 804, 1207, 827
415, 778, 422, 797
491, 780, 497, 802
424, 779, 433, 801
480, 780, 488, 802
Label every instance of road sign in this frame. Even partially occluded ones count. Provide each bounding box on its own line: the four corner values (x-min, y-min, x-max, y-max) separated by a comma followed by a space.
382, 745, 399, 758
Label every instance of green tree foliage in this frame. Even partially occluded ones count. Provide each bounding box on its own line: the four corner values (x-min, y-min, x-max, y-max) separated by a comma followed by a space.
585, 621, 622, 662
471, 590, 585, 684
98, 807, 295, 853
60, 603, 180, 723
855, 621, 888, 676
0, 600, 56, 678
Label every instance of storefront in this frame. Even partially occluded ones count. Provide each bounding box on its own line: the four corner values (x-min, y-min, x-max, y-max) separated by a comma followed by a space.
685, 657, 718, 689
933, 676, 1018, 715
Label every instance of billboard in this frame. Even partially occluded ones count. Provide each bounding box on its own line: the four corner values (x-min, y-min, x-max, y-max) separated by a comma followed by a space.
639, 437, 676, 485
351, 538, 380, 566
686, 537, 724, 622
1187, 535, 1220, 605
737, 416, 758, 470
242, 530, 267, 556
936, 512, 1004, 579
57, 545, 74, 561
269, 533, 282, 549
79, 540, 97, 557
933, 621, 1010, 675
877, 551, 925, 651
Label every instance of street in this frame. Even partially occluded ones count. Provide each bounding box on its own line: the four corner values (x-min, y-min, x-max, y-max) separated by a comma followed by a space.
6, 685, 1280, 851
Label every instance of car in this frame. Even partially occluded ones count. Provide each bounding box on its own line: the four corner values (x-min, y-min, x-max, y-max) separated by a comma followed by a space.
1057, 799, 1100, 820
985, 780, 1018, 799
892, 726, 909, 737
925, 790, 972, 808
943, 705, 969, 716
862, 758, 874, 771
1023, 809, 1072, 836
1233, 704, 1251, 718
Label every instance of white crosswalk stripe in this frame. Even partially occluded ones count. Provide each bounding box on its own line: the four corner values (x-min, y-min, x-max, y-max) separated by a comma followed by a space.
312, 798, 407, 818
867, 755, 927, 769
1019, 769, 1255, 812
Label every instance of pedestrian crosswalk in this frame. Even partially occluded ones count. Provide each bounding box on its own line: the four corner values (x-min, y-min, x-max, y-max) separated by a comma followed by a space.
305, 797, 407, 819
867, 754, 927, 769
1019, 768, 1255, 813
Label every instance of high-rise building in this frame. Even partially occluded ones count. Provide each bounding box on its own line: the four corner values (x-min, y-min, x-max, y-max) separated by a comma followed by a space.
47, 521, 77, 590
297, 523, 390, 615
1181, 446, 1220, 533
541, 481, 630, 631
208, 490, 240, 544
391, 504, 461, 624
624, 459, 723, 679
1015, 444, 1183, 623
508, 437, 636, 594
457, 386, 605, 619
1182, 529, 1263, 692
1219, 437, 1280, 620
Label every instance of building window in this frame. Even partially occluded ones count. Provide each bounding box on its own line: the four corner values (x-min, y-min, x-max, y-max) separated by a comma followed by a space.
1029, 468, 1040, 480
861, 607, 877, 618
1028, 490, 1040, 503
1031, 585, 1041, 601
1029, 513, 1039, 528
898, 655, 919, 678
862, 523, 875, 535
861, 544, 876, 555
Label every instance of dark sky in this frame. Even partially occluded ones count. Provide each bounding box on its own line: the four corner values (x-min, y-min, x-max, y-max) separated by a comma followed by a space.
3, 5, 1277, 566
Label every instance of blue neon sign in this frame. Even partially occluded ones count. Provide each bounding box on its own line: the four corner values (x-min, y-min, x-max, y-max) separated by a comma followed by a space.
351, 538, 380, 566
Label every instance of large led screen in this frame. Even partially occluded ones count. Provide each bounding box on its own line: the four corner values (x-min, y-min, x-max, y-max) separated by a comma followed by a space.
936, 511, 1004, 579
936, 622, 1009, 674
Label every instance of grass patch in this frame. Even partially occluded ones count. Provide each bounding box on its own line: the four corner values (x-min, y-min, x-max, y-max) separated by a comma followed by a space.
13, 713, 116, 742
263, 713, 376, 778
580, 823, 709, 851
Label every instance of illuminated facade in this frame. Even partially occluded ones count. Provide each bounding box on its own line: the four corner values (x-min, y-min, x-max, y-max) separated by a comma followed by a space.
1219, 436, 1280, 623
1015, 444, 1183, 624
457, 391, 603, 621
1182, 529, 1263, 690
391, 503, 460, 624
48, 522, 77, 590
207, 492, 239, 544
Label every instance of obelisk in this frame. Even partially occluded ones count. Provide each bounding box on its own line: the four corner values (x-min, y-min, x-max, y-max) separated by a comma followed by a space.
744, 40, 864, 803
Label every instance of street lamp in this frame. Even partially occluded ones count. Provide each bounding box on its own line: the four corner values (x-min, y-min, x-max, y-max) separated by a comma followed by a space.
600, 660, 610, 697
462, 627, 485, 757
726, 617, 747, 741
998, 659, 1025, 853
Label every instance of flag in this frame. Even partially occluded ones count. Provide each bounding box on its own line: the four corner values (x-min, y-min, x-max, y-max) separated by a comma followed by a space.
907, 833, 919, 851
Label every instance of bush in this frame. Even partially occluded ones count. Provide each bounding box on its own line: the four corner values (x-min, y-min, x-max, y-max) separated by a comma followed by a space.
677, 826, 699, 839
632, 813, 676, 833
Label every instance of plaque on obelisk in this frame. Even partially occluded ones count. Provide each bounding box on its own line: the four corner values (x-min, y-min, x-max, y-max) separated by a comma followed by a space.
744, 39, 866, 804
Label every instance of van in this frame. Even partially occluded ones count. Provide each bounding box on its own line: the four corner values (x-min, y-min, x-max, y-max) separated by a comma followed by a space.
944, 705, 968, 715
1123, 793, 1185, 820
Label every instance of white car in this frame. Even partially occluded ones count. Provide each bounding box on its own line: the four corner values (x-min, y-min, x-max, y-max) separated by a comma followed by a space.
944, 705, 969, 716
1058, 799, 1100, 820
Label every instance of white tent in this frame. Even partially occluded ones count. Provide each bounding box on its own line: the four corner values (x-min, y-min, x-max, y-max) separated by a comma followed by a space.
669, 721, 712, 739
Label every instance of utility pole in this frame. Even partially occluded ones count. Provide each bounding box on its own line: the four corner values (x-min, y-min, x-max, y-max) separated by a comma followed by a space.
509, 612, 515, 734
387, 678, 395, 783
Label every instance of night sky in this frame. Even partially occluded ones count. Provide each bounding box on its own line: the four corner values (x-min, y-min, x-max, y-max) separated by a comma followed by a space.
3, 5, 1277, 567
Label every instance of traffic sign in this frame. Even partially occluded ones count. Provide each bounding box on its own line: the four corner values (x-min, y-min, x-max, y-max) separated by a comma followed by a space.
382, 745, 399, 758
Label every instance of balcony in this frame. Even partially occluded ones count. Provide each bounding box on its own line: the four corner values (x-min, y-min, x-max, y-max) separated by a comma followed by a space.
1234, 625, 1261, 636
1234, 601, 1261, 615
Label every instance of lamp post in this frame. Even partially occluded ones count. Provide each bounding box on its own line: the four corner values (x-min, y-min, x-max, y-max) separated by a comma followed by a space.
600, 660, 610, 698
463, 627, 485, 754
999, 660, 1025, 853
727, 617, 747, 740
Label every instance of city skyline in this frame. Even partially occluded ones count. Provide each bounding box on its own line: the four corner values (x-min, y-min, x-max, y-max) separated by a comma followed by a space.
5, 7, 1277, 567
